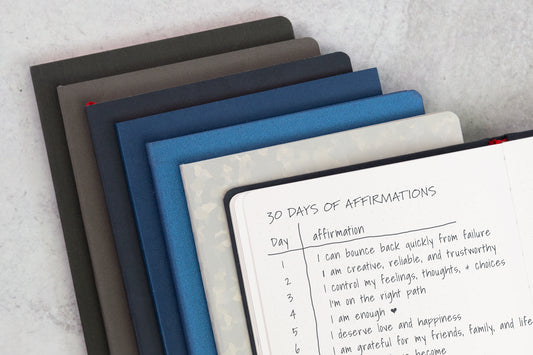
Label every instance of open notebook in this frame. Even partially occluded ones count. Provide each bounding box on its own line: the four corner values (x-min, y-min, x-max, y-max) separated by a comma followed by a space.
226, 131, 533, 355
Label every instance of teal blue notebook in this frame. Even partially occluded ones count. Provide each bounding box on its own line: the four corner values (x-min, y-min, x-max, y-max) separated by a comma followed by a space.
144, 90, 424, 354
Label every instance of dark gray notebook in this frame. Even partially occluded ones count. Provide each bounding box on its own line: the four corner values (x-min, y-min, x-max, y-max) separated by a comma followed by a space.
29, 16, 294, 355
56, 38, 318, 355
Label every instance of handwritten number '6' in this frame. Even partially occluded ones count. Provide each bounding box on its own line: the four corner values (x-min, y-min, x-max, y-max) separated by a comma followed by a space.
295, 344, 300, 353
267, 210, 282, 224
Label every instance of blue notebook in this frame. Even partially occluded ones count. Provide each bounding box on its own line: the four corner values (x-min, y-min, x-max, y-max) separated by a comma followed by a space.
115, 70, 383, 354
146, 91, 424, 355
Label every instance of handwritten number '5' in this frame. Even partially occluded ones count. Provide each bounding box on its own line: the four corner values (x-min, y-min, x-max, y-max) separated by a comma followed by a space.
292, 327, 298, 336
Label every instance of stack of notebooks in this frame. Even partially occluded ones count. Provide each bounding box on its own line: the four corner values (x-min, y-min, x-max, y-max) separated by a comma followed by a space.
30, 16, 533, 355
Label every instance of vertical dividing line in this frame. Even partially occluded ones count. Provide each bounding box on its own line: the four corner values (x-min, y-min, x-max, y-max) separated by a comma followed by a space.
297, 223, 321, 355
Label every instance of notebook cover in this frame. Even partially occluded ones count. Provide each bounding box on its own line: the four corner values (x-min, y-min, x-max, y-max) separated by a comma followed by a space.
86, 52, 352, 124
180, 112, 463, 354
91, 60, 360, 355
55, 37, 318, 355
117, 69, 381, 353
29, 16, 294, 355
225, 130, 533, 198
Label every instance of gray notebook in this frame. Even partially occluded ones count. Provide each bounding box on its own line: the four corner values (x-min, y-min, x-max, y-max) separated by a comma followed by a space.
56, 37, 319, 355
180, 112, 463, 355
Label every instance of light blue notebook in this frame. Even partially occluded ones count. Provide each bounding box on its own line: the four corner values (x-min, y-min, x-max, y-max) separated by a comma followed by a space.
115, 69, 383, 355
145, 91, 424, 354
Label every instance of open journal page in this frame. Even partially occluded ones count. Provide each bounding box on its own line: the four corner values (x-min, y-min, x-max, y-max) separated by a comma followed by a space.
502, 138, 533, 281
229, 137, 533, 355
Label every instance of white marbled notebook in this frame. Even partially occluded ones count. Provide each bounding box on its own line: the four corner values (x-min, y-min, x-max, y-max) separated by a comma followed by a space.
180, 111, 464, 355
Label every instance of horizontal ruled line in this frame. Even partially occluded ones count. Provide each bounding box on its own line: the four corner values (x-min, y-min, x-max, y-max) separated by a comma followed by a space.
267, 221, 456, 256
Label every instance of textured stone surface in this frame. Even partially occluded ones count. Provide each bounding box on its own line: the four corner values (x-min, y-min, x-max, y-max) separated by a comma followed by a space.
0, 1, 531, 353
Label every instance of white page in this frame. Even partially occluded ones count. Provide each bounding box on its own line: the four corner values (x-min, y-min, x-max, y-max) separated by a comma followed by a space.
230, 137, 533, 355
502, 139, 533, 288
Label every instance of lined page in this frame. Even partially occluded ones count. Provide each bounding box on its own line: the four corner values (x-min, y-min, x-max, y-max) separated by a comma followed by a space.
230, 139, 533, 355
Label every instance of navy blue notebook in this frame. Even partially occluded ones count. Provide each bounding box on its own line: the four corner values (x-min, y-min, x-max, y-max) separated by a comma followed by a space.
114, 69, 385, 354
86, 53, 354, 354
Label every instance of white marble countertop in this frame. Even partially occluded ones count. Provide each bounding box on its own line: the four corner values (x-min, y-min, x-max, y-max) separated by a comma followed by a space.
0, 0, 531, 353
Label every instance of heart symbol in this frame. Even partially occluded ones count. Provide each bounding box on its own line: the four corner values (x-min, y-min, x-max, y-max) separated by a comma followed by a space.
391, 308, 397, 313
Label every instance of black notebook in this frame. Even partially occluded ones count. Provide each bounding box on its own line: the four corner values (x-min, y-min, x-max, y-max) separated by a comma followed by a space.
30, 16, 294, 355
226, 130, 533, 355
